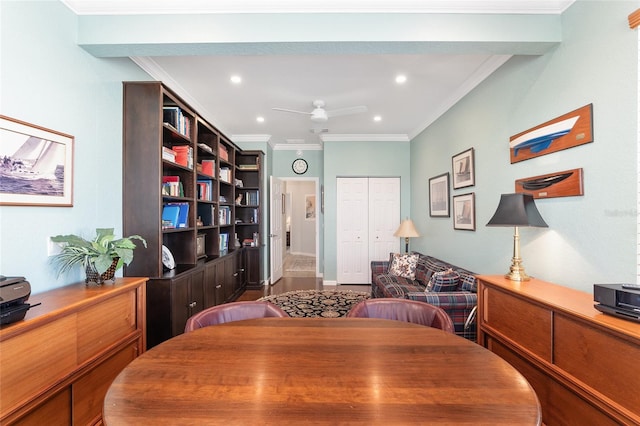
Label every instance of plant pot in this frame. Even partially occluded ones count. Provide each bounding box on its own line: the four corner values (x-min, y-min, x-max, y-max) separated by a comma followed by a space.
85, 257, 119, 285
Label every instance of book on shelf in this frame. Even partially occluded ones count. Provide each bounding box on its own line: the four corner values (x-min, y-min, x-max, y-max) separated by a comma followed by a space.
237, 164, 258, 170
162, 146, 176, 162
219, 145, 229, 162
219, 233, 229, 252
162, 176, 184, 197
164, 202, 189, 228
162, 204, 180, 229
242, 191, 259, 206
173, 145, 193, 169
218, 206, 232, 225
197, 179, 213, 201
163, 106, 191, 138
200, 159, 215, 176
219, 167, 231, 183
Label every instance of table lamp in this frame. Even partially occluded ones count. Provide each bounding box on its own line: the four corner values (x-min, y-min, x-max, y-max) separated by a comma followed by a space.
394, 218, 420, 253
486, 193, 548, 281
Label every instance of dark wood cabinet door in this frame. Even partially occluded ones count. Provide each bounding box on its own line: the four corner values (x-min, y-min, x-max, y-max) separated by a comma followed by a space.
204, 260, 219, 308
171, 275, 192, 336
190, 266, 205, 316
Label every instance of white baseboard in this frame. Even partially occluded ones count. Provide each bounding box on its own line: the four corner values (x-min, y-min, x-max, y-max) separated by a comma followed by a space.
323, 280, 337, 286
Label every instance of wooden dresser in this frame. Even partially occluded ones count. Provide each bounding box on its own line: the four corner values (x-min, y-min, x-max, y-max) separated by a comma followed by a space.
0, 277, 147, 425
477, 275, 640, 425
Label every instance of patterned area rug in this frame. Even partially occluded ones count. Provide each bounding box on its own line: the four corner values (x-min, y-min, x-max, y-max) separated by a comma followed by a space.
258, 290, 370, 318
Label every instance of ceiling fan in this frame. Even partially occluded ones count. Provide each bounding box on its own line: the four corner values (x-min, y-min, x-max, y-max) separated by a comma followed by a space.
272, 100, 367, 123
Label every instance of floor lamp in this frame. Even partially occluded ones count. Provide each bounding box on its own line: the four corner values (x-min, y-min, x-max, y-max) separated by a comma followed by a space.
394, 218, 420, 253
486, 193, 548, 281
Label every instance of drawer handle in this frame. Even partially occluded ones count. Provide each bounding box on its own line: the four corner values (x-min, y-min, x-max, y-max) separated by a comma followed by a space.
233, 273, 238, 277
215, 285, 222, 289
188, 301, 197, 308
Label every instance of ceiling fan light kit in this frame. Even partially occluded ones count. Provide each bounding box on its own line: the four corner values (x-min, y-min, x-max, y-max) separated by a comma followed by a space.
273, 99, 368, 125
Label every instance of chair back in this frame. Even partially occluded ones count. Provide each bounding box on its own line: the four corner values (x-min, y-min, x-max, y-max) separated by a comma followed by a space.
185, 301, 289, 332
346, 299, 455, 333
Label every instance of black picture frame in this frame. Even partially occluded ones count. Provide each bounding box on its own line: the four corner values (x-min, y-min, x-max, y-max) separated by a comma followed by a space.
453, 192, 476, 231
429, 173, 450, 217
452, 147, 475, 189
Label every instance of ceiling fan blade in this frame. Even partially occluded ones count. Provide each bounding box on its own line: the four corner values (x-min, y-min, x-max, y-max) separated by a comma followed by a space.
272, 107, 312, 115
325, 105, 368, 118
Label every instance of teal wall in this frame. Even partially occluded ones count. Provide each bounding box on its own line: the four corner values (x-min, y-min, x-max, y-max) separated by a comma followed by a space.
410, 0, 638, 291
323, 140, 411, 283
0, 1, 150, 294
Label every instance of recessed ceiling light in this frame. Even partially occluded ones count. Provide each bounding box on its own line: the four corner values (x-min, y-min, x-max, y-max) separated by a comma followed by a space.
395, 74, 407, 84
256, 116, 265, 123
230, 75, 242, 84
374, 115, 382, 122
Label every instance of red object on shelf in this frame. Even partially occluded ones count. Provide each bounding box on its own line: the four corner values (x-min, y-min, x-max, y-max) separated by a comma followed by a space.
173, 145, 190, 167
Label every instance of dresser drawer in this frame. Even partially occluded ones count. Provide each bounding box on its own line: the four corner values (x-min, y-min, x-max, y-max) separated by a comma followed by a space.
12, 388, 72, 426
77, 291, 137, 364
554, 314, 640, 415
0, 315, 77, 415
73, 342, 138, 425
489, 337, 618, 426
482, 285, 552, 362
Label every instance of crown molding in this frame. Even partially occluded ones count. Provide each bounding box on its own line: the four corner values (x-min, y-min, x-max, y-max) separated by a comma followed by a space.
320, 134, 409, 142
271, 143, 323, 151
63, 1, 575, 15
232, 134, 272, 143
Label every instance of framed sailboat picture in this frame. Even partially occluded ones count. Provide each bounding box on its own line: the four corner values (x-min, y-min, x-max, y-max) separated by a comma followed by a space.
0, 116, 74, 206
452, 148, 475, 189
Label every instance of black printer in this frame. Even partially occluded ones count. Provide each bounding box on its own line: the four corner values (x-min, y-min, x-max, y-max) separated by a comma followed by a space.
0, 276, 39, 325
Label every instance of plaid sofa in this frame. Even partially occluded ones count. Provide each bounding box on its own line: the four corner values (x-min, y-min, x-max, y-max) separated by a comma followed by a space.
371, 252, 478, 341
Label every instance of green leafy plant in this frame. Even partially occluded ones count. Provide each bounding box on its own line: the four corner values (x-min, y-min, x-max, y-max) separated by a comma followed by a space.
50, 228, 147, 278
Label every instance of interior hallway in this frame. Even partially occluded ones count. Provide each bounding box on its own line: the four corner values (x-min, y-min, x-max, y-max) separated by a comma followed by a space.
237, 253, 369, 301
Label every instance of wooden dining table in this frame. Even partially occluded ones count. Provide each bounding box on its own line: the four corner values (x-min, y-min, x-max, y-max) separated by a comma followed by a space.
103, 318, 541, 425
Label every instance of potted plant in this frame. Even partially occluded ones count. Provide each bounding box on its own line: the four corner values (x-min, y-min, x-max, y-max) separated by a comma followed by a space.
50, 228, 147, 284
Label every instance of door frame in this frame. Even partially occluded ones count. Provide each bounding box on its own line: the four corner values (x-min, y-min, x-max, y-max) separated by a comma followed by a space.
269, 176, 320, 282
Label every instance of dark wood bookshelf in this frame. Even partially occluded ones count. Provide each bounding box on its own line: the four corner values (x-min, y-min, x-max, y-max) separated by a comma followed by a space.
122, 81, 264, 347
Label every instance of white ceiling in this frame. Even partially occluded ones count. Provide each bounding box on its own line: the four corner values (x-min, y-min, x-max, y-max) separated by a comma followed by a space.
62, 0, 575, 150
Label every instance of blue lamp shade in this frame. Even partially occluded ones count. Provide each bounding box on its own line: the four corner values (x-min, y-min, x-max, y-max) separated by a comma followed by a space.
486, 193, 548, 228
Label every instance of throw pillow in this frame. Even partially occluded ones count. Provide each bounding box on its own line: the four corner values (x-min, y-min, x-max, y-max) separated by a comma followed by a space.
426, 268, 460, 292
387, 253, 419, 280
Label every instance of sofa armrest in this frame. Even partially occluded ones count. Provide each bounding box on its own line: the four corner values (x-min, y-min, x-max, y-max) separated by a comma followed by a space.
371, 261, 389, 276
405, 291, 477, 309
405, 291, 478, 342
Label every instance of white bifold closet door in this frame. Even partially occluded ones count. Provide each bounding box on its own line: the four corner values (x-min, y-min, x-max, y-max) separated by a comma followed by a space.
336, 177, 400, 284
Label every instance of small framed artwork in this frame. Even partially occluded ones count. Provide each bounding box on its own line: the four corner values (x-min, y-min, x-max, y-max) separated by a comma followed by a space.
453, 193, 475, 231
452, 148, 475, 189
429, 173, 450, 217
0, 115, 74, 206
305, 194, 316, 220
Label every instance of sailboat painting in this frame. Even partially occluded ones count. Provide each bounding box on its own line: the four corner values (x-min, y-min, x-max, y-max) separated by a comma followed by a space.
510, 104, 593, 164
0, 116, 73, 206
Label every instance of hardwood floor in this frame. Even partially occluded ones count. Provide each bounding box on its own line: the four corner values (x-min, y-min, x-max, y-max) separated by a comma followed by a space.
238, 276, 370, 301
237, 254, 370, 301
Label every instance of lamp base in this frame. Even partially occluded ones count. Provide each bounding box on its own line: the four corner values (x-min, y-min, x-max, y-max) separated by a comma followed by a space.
505, 257, 530, 282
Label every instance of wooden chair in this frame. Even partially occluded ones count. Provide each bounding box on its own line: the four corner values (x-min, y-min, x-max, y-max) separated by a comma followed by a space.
346, 298, 455, 333
184, 301, 289, 332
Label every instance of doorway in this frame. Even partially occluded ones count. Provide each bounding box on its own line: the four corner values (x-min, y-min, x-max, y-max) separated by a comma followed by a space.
270, 177, 319, 283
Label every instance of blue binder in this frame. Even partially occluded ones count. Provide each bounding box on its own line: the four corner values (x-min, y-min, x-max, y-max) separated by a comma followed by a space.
162, 205, 180, 229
